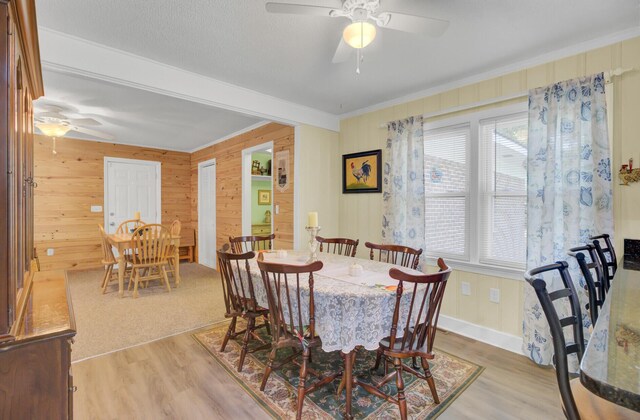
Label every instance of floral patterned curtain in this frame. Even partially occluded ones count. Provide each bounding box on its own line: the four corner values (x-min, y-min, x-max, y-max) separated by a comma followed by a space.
382, 116, 426, 267
524, 73, 614, 366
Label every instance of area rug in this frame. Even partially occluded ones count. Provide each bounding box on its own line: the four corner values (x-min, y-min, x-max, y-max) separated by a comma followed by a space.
193, 320, 483, 419
69, 263, 227, 361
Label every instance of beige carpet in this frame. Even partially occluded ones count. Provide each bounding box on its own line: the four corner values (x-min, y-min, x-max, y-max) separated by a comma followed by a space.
68, 263, 226, 362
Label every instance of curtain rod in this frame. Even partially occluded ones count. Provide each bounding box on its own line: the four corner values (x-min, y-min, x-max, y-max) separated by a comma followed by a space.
378, 67, 639, 129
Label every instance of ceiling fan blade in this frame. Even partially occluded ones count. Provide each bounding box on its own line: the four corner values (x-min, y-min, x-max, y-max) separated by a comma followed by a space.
265, 2, 338, 17
70, 126, 114, 141
332, 38, 352, 63
69, 117, 101, 127
379, 12, 449, 37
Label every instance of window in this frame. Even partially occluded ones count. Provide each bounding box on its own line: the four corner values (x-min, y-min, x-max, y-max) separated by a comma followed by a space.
424, 104, 528, 272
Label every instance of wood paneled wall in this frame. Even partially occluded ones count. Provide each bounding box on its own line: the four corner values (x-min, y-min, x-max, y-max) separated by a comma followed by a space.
191, 123, 295, 256
34, 136, 191, 271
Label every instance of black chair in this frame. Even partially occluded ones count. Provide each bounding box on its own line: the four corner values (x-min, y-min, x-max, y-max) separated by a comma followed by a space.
525, 262, 634, 419
568, 244, 606, 325
525, 262, 584, 419
590, 234, 617, 288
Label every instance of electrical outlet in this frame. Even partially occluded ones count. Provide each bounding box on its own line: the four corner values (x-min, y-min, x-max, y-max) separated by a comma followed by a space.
489, 288, 500, 303
91, 205, 103, 212
47, 248, 54, 256
461, 281, 471, 296
275, 204, 280, 214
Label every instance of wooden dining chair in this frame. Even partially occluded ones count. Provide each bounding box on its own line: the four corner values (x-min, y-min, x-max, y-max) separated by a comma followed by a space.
568, 244, 606, 325
364, 241, 423, 270
525, 261, 635, 420
128, 224, 173, 298
166, 219, 181, 278
257, 256, 341, 420
217, 246, 271, 372
229, 233, 275, 253
98, 224, 120, 293
316, 236, 359, 257
116, 219, 147, 234
590, 233, 617, 288
355, 258, 451, 420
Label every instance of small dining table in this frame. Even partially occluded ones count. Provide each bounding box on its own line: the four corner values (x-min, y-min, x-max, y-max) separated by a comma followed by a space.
106, 232, 181, 297
580, 257, 640, 412
244, 250, 424, 419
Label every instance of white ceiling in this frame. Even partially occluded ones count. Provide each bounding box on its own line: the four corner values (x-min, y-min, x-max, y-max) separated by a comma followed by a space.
38, 69, 262, 151
34, 0, 640, 148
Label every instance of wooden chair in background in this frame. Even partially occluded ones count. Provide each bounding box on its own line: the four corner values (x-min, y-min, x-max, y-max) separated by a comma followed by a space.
116, 219, 147, 234
128, 224, 172, 298
166, 219, 181, 278
316, 236, 359, 257
364, 242, 423, 270
98, 224, 120, 293
229, 233, 275, 253
356, 259, 451, 420
179, 228, 196, 263
217, 245, 271, 372
257, 256, 341, 420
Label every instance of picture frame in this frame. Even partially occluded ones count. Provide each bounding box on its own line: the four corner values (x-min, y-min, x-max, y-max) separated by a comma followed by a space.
342, 149, 382, 194
258, 189, 271, 205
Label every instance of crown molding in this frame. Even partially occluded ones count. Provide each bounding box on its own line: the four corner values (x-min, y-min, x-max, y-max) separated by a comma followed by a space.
38, 27, 340, 132
188, 121, 271, 153
339, 26, 640, 120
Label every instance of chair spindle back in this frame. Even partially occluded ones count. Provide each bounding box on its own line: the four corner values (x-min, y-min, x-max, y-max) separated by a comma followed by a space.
365, 241, 422, 270
229, 234, 275, 253
217, 247, 259, 314
568, 244, 606, 325
386, 258, 451, 354
316, 236, 359, 257
257, 257, 323, 343
590, 233, 617, 287
130, 224, 172, 265
98, 224, 116, 264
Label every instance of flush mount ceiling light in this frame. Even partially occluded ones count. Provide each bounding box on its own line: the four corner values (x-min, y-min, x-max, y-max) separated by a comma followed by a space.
35, 121, 72, 155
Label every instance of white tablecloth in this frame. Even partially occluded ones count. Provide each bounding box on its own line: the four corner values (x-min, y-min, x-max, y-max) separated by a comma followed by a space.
245, 250, 424, 353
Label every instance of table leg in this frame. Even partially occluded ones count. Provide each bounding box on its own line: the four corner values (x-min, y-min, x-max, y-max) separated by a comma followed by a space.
117, 249, 125, 298
174, 239, 181, 287
342, 350, 354, 420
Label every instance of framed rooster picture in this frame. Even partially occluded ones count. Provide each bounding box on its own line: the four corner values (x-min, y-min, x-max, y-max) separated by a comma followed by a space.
342, 149, 382, 194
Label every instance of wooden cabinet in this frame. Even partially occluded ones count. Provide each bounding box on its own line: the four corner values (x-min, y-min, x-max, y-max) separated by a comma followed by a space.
0, 1, 74, 419
251, 224, 272, 236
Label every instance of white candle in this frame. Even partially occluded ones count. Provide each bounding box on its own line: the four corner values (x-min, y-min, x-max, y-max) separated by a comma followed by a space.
308, 212, 318, 227
134, 211, 141, 220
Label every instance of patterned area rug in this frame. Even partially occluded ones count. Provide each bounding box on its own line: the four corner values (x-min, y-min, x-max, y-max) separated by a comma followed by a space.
193, 321, 483, 419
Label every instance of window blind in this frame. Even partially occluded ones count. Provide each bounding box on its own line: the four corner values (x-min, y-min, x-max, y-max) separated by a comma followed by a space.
479, 113, 528, 268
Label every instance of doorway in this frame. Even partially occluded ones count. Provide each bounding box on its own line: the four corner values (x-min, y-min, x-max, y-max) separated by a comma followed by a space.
242, 143, 273, 238
198, 159, 217, 269
104, 157, 161, 234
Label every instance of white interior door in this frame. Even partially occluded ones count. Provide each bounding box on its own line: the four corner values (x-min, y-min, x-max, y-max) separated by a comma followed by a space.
105, 158, 161, 233
198, 160, 217, 269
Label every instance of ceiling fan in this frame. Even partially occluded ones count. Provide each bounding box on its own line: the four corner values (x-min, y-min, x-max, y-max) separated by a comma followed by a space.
34, 100, 114, 153
265, 0, 449, 73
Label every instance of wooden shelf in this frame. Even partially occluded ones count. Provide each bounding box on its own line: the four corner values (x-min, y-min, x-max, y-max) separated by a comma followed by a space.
251, 175, 272, 182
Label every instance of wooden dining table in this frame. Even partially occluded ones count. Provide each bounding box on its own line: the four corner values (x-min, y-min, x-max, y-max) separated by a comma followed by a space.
243, 250, 424, 419
106, 232, 181, 297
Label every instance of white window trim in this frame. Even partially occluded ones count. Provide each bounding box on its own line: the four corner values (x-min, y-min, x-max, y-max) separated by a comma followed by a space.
423, 102, 528, 280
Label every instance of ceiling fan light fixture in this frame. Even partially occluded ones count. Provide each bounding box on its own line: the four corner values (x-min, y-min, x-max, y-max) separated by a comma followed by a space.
343, 21, 376, 49
35, 122, 72, 138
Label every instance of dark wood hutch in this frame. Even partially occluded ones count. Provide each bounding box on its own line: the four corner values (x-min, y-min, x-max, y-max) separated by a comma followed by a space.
0, 1, 76, 418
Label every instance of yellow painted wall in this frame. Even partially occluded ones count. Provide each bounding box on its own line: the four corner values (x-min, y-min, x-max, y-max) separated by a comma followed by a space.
339, 37, 640, 338
295, 125, 341, 248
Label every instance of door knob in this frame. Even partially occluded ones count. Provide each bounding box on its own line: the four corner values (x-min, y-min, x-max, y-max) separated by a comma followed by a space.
110, 212, 115, 216
110, 222, 115, 226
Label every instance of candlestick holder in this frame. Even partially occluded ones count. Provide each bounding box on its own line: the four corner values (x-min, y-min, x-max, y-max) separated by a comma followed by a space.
305, 226, 321, 263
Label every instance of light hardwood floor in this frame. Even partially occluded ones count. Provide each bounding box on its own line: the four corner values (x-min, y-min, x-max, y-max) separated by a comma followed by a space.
72, 326, 563, 419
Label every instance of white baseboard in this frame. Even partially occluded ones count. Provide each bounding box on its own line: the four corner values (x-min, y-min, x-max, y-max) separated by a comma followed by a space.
438, 315, 524, 355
